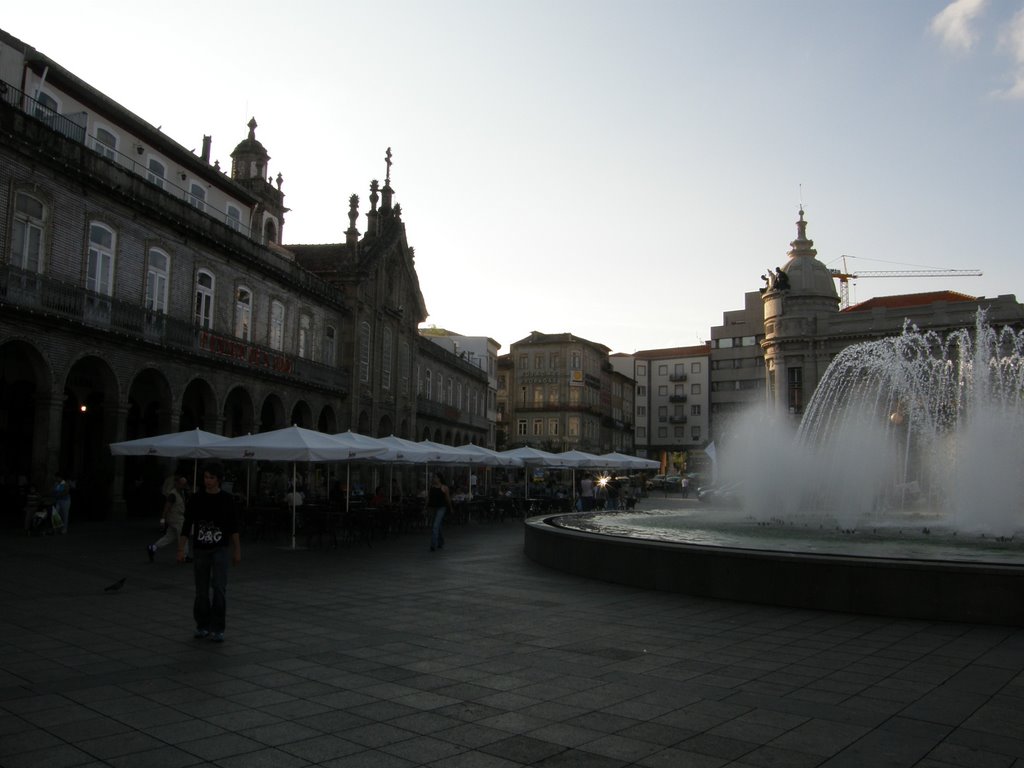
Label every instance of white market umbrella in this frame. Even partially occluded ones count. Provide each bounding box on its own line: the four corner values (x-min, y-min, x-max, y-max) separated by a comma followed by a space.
596, 452, 660, 471
204, 426, 386, 549
109, 428, 234, 491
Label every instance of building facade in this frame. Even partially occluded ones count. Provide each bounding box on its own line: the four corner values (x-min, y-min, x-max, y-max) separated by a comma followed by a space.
707, 291, 766, 446
498, 332, 633, 454
419, 329, 499, 447
0, 29, 480, 519
611, 345, 710, 473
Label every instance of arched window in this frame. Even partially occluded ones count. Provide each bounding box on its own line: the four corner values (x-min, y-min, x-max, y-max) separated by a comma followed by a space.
381, 328, 393, 390
234, 287, 252, 340
323, 325, 337, 366
263, 217, 278, 244
425, 369, 432, 400
188, 182, 206, 212
269, 300, 285, 350
87, 222, 116, 295
298, 314, 311, 359
92, 126, 118, 161
147, 158, 165, 189
436, 374, 444, 403
12, 192, 47, 273
446, 376, 454, 406
194, 269, 215, 329
456, 382, 463, 411
359, 322, 371, 383
145, 248, 169, 312
226, 204, 243, 232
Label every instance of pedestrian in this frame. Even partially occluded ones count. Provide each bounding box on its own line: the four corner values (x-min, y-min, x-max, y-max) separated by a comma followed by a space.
426, 471, 452, 552
148, 475, 187, 562
178, 462, 241, 642
579, 474, 595, 511
52, 472, 71, 534
681, 476, 690, 498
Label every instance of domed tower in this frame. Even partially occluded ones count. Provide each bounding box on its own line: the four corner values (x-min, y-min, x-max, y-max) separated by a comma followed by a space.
230, 118, 287, 245
761, 208, 840, 418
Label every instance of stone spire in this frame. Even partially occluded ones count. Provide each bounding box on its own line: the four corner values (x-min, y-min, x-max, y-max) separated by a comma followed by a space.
366, 179, 380, 237
789, 207, 817, 260
346, 194, 360, 247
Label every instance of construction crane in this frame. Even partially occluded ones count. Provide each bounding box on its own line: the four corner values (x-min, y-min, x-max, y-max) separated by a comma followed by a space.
829, 256, 982, 309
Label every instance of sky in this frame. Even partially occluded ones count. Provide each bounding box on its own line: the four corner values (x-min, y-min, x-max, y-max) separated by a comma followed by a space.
4, 0, 1023, 354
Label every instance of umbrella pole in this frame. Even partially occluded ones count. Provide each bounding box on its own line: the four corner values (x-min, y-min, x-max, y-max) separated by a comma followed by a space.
291, 462, 297, 550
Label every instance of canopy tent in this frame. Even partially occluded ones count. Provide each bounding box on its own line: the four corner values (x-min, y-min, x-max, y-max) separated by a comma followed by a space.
202, 426, 387, 549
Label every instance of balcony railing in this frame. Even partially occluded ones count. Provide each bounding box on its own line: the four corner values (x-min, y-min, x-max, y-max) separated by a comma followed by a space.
2, 80, 252, 238
668, 373, 688, 382
668, 395, 687, 403
0, 263, 347, 390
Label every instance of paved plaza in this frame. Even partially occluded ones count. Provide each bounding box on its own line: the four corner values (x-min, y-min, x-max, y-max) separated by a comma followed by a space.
1, 498, 1023, 767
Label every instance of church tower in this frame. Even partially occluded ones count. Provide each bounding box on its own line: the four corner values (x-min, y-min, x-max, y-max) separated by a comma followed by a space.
230, 117, 288, 245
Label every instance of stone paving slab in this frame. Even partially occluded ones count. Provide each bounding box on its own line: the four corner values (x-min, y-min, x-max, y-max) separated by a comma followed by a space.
1, 503, 1023, 767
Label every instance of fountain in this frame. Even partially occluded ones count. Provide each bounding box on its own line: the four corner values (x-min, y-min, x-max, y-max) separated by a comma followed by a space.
524, 313, 1024, 625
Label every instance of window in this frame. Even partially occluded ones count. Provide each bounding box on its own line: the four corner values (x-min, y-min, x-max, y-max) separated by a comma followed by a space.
194, 270, 214, 329
87, 223, 115, 295
691, 426, 701, 440
437, 375, 444, 402
637, 386, 646, 396
12, 192, 46, 273
399, 340, 410, 395
145, 248, 169, 312
637, 364, 646, 377
446, 377, 454, 405
298, 314, 311, 359
658, 385, 668, 396
691, 362, 702, 373
691, 384, 701, 395
92, 126, 118, 161
323, 325, 337, 366
658, 406, 668, 421
534, 354, 543, 370
788, 367, 803, 414
34, 91, 59, 121
425, 369, 433, 399
658, 427, 668, 438
269, 300, 285, 350
532, 419, 543, 436
637, 427, 647, 439
518, 354, 528, 370
674, 384, 685, 396
456, 382, 463, 410
226, 204, 243, 232
568, 416, 580, 436
147, 158, 165, 189
381, 328, 393, 390
550, 352, 560, 369
517, 419, 527, 436
234, 287, 252, 341
570, 351, 581, 369
188, 182, 206, 212
359, 322, 371, 383
717, 338, 733, 349
659, 365, 668, 376
675, 427, 685, 438
548, 418, 558, 436
637, 406, 646, 416
691, 404, 702, 416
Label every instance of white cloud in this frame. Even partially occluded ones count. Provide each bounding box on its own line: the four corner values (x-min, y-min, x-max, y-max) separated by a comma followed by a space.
993, 8, 1024, 98
930, 0, 988, 52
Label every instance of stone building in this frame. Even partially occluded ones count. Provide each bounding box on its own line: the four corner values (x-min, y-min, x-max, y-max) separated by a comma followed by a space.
419, 328, 500, 448
762, 209, 1024, 424
498, 332, 633, 455
0, 28, 482, 520
611, 345, 710, 472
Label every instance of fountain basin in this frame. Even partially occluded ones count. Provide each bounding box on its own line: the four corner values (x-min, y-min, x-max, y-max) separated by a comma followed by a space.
523, 511, 1024, 626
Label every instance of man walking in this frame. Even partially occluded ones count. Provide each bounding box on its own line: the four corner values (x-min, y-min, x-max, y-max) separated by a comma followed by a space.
178, 462, 240, 642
